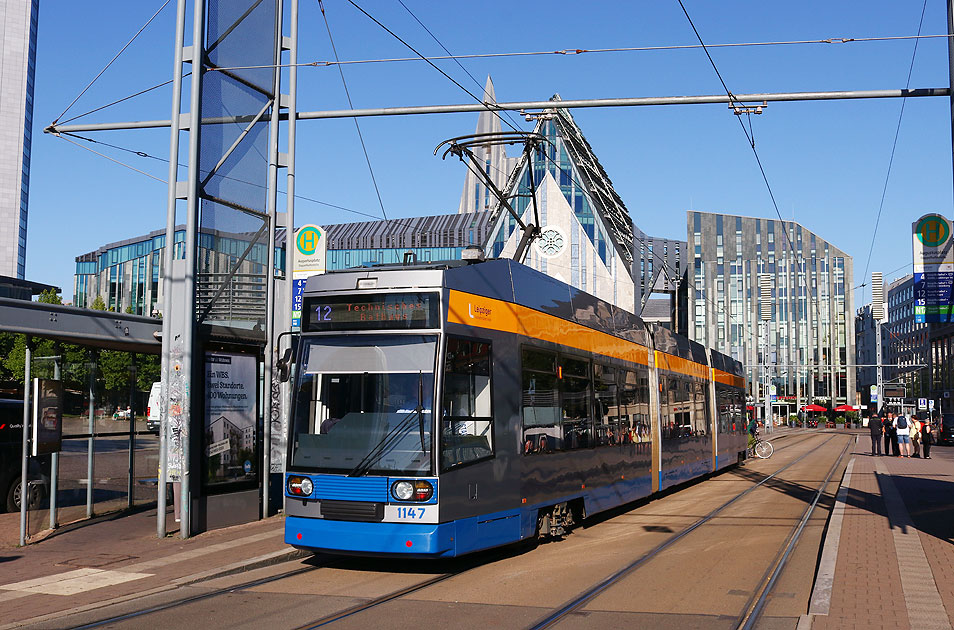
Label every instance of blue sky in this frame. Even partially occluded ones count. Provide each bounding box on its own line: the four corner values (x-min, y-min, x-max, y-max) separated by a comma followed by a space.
28, 1, 954, 305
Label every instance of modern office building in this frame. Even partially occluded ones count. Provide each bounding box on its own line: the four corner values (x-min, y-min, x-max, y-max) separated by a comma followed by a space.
884, 274, 929, 398
854, 304, 877, 407
930, 322, 954, 413
0, 0, 39, 278
73, 215, 491, 316
324, 212, 493, 270
74, 226, 283, 319
687, 211, 855, 413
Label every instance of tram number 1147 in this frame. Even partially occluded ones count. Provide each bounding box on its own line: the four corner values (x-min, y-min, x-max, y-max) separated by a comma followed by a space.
386, 505, 436, 523
397, 507, 425, 519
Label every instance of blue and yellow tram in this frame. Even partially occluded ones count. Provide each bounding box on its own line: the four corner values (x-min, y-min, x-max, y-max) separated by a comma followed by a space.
284, 258, 746, 557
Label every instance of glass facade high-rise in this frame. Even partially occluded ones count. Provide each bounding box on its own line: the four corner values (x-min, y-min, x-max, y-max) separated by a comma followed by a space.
687, 211, 855, 411
0, 0, 38, 279
884, 275, 929, 398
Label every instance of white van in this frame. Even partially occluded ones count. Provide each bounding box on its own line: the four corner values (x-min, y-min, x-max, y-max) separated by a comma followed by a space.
146, 382, 162, 433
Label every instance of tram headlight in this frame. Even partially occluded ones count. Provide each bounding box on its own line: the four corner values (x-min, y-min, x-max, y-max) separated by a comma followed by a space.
391, 480, 414, 501
391, 480, 434, 502
287, 476, 314, 497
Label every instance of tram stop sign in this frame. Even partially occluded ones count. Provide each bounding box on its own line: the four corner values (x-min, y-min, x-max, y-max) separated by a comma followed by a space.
292, 224, 327, 329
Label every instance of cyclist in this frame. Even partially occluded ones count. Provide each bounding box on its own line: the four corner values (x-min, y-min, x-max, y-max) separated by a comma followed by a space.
747, 416, 759, 452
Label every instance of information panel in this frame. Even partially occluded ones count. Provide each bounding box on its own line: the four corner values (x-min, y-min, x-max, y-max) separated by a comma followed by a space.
303, 292, 440, 331
913, 213, 954, 323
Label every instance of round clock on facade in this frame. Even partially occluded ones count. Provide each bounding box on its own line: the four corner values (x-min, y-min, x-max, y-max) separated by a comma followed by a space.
536, 226, 566, 258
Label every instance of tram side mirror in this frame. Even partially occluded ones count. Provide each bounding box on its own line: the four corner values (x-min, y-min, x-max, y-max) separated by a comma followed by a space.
277, 348, 293, 383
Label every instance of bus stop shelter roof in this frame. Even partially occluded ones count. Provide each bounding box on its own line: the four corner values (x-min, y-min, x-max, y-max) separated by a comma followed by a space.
0, 298, 161, 353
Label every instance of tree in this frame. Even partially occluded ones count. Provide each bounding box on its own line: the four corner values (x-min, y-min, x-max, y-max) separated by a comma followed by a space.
37, 288, 62, 305
90, 295, 106, 311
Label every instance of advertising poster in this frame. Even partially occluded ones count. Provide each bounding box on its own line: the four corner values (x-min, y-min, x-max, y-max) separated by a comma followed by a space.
32, 378, 62, 456
204, 352, 258, 487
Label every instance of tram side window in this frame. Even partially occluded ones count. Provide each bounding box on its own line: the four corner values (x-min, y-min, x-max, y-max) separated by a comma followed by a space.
716, 386, 730, 434
560, 356, 593, 450
594, 364, 619, 445
522, 348, 559, 454
664, 377, 693, 439
717, 386, 745, 434
618, 368, 651, 443
693, 382, 709, 437
441, 338, 493, 469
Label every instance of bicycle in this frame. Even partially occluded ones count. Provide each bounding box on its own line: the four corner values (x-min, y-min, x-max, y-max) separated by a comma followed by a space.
748, 431, 774, 459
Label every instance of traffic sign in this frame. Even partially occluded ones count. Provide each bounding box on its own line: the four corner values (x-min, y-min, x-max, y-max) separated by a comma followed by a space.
929, 400, 935, 410
918, 398, 927, 410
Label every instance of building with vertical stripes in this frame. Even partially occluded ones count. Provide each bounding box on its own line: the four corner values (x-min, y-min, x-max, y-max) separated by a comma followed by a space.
687, 211, 855, 413
0, 0, 39, 278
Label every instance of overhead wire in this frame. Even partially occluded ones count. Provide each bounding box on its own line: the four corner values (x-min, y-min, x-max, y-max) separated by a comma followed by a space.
56, 76, 184, 126
859, 0, 928, 306
676, 0, 822, 324
200, 33, 952, 73
351, 1, 738, 330
52, 0, 172, 125
396, 0, 525, 135
393, 0, 530, 196
345, 0, 512, 131
50, 131, 468, 243
55, 134, 166, 184
317, 0, 390, 221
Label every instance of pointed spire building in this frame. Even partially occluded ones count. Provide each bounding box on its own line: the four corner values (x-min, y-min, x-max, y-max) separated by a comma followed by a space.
456, 78, 519, 214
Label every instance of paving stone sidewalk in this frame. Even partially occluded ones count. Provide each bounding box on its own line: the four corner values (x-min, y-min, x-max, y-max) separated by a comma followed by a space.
0, 508, 298, 628
804, 437, 954, 630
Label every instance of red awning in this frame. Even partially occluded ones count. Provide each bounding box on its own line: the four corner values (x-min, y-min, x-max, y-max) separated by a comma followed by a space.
833, 404, 856, 412
802, 404, 826, 412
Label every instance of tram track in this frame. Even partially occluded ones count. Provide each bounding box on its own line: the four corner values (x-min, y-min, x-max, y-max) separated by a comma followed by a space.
67, 560, 329, 630
58, 431, 839, 630
733, 436, 852, 630
526, 431, 848, 630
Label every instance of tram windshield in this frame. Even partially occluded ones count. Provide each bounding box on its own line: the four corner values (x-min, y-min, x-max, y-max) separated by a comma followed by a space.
289, 335, 436, 476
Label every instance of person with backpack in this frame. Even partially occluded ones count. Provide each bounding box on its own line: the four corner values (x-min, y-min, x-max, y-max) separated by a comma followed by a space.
894, 412, 912, 457
868, 415, 883, 456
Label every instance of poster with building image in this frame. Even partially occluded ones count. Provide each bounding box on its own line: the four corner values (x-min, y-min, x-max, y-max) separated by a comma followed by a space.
32, 378, 62, 456
205, 352, 258, 487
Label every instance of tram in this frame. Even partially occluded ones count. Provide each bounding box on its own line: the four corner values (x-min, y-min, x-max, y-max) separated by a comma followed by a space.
283, 258, 746, 557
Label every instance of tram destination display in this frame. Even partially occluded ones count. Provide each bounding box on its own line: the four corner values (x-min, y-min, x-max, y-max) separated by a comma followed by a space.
303, 292, 440, 331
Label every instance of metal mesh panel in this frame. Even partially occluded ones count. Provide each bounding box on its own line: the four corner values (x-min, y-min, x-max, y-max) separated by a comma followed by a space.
197, 0, 278, 327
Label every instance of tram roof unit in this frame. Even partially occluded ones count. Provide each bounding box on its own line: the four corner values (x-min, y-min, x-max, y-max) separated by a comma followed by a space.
303, 258, 744, 380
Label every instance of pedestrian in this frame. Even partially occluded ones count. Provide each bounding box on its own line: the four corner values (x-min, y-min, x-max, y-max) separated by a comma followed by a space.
922, 418, 933, 459
887, 413, 901, 456
895, 412, 912, 457
869, 415, 883, 456
883, 412, 893, 456
910, 415, 922, 458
